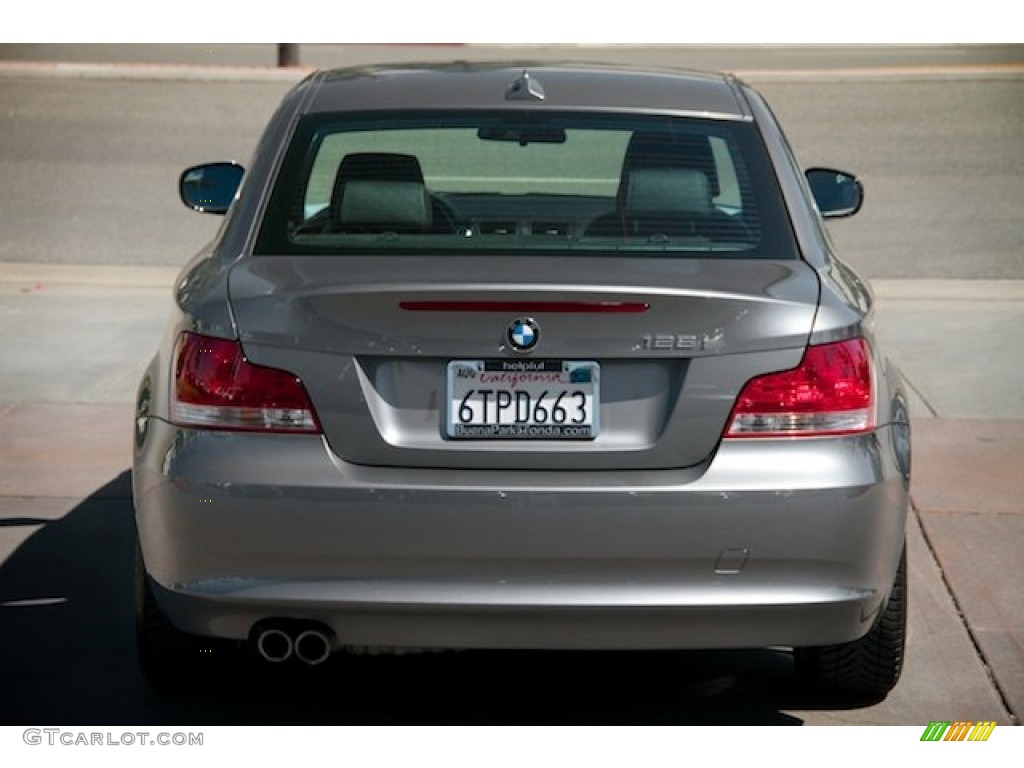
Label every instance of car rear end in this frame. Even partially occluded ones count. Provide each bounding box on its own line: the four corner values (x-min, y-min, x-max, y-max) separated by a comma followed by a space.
133, 66, 909, 687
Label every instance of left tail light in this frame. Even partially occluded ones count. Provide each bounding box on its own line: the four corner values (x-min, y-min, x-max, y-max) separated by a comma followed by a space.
171, 332, 321, 433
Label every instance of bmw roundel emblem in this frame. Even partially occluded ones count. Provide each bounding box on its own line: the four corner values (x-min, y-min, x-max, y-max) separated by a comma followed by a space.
507, 317, 540, 352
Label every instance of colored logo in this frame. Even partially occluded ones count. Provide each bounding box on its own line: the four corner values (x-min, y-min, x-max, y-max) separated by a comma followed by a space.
920, 721, 996, 742
508, 318, 539, 352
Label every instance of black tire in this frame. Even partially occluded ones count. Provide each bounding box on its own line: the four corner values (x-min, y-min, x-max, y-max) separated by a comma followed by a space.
795, 544, 907, 702
135, 545, 201, 691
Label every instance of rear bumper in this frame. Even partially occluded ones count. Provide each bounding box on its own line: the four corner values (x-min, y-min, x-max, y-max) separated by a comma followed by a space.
134, 420, 908, 650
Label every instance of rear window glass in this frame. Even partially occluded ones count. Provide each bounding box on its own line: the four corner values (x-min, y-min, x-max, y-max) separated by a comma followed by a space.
255, 111, 798, 259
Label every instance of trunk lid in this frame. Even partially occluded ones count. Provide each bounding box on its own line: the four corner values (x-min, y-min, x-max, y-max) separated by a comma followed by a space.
228, 255, 819, 470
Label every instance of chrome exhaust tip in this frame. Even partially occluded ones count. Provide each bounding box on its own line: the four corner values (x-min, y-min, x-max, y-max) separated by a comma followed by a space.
256, 627, 294, 663
294, 629, 332, 666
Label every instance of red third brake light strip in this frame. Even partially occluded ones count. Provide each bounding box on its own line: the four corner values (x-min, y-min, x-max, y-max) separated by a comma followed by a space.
399, 301, 650, 313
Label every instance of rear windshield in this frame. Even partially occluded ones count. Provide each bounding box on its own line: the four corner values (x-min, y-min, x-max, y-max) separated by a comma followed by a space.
254, 111, 798, 259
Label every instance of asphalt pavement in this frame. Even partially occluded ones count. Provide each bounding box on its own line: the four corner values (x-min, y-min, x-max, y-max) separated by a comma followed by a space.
0, 45, 1021, 726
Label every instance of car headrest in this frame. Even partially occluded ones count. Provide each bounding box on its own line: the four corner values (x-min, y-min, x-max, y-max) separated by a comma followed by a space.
335, 152, 425, 184
620, 132, 720, 198
331, 152, 431, 229
623, 167, 712, 215
336, 180, 431, 228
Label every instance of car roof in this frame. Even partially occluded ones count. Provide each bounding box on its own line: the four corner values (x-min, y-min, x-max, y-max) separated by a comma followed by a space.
301, 62, 753, 121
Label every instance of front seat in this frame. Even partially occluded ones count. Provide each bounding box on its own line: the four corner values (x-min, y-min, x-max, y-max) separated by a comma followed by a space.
585, 132, 745, 241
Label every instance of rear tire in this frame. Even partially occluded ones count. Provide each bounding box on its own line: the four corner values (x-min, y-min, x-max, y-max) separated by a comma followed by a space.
795, 544, 907, 702
135, 544, 200, 691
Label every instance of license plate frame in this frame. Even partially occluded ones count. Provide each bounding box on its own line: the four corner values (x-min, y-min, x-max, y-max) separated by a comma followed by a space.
445, 360, 600, 440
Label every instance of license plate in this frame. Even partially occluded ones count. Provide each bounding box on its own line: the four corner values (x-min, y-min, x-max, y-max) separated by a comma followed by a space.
446, 360, 600, 440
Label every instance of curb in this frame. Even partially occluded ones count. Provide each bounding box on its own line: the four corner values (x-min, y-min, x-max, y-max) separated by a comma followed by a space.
869, 279, 1024, 301
1, 59, 1023, 84
0, 60, 313, 83
0, 263, 180, 297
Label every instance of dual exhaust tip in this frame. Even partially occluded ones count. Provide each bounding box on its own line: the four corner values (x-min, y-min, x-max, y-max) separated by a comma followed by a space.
254, 622, 333, 666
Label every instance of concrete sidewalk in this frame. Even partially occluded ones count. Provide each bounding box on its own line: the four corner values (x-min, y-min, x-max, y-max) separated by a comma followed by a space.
1, 263, 1021, 723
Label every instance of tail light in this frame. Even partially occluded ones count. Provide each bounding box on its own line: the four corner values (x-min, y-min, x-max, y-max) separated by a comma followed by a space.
171, 332, 320, 433
725, 338, 873, 438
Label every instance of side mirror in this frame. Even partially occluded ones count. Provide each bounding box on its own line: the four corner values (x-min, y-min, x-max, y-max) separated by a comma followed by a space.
805, 167, 863, 218
179, 162, 244, 214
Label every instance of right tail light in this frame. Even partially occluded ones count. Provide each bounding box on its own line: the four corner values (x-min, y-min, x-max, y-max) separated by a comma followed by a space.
725, 338, 874, 438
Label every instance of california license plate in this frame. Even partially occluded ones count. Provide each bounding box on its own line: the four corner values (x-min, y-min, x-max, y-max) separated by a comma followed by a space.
446, 360, 600, 439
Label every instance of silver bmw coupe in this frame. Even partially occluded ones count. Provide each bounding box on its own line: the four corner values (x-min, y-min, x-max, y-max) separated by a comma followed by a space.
133, 63, 911, 699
